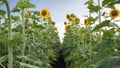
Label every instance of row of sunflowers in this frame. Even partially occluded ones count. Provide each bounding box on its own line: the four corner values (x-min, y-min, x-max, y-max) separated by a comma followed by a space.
0, 0, 120, 68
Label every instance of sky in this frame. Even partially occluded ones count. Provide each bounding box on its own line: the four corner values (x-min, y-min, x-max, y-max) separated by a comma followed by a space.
1, 0, 120, 42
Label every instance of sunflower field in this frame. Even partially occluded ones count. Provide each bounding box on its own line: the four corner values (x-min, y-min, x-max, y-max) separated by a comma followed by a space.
0, 0, 120, 68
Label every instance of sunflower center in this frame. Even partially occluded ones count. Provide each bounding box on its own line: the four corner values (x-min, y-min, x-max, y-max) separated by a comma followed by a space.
42, 10, 47, 16
75, 18, 78, 22
84, 20, 88, 24
111, 10, 118, 16
67, 15, 70, 19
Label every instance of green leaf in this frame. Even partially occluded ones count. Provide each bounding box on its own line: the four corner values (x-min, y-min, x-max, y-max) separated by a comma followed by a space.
11, 15, 20, 21
0, 1, 4, 5
0, 10, 6, 17
0, 55, 7, 63
102, 0, 114, 6
92, 20, 110, 31
96, 56, 120, 68
12, 6, 20, 12
84, 0, 93, 5
103, 28, 115, 38
32, 24, 45, 29
88, 16, 98, 24
16, 1, 35, 9
1, 38, 13, 47
89, 5, 101, 13
20, 63, 39, 68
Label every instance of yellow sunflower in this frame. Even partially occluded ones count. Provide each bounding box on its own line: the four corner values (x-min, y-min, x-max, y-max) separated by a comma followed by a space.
40, 8, 50, 19
73, 17, 79, 24
109, 9, 120, 19
64, 22, 67, 25
25, 18, 29, 23
84, 18, 88, 26
65, 25, 71, 31
66, 14, 71, 20
71, 13, 76, 18
52, 21, 56, 26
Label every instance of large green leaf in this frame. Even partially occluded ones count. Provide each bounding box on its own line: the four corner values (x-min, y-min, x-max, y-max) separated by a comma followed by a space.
16, 1, 35, 9
0, 10, 6, 17
89, 5, 101, 13
102, 0, 114, 6
84, 0, 93, 5
92, 20, 110, 31
20, 63, 39, 68
0, 55, 7, 63
96, 56, 120, 68
103, 28, 115, 38
12, 6, 20, 12
0, 0, 4, 5
12, 1, 35, 12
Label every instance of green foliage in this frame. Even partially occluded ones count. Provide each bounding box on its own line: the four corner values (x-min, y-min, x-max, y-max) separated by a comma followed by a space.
0, 56, 7, 63
0, 10, 6, 18
92, 20, 110, 31
1, 0, 120, 68
0, 0, 4, 5
12, 1, 35, 12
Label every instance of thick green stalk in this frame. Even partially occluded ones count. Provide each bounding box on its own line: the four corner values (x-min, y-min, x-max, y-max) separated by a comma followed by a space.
21, 8, 25, 63
0, 19, 1, 32
98, 0, 102, 40
21, 0, 25, 65
3, 0, 13, 68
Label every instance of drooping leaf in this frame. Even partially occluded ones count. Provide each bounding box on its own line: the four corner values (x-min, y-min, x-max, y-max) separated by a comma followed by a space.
89, 5, 101, 13
0, 55, 7, 63
103, 28, 115, 38
0, 10, 6, 17
12, 6, 20, 12
102, 0, 114, 6
96, 56, 120, 68
92, 20, 110, 31
16, 1, 35, 9
20, 63, 39, 68
88, 16, 98, 24
0, 0, 4, 5
84, 0, 93, 5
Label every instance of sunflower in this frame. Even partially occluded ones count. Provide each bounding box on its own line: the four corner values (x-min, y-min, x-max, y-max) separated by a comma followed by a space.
66, 14, 71, 20
40, 8, 50, 19
71, 13, 76, 18
64, 22, 67, 25
24, 11, 30, 17
84, 18, 88, 26
25, 18, 29, 23
73, 17, 79, 24
109, 9, 120, 19
65, 25, 71, 31
52, 21, 56, 26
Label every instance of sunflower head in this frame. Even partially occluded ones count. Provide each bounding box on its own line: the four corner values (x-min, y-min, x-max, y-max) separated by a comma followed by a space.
24, 11, 30, 17
65, 25, 71, 31
66, 14, 71, 20
64, 22, 67, 25
40, 8, 50, 19
25, 18, 29, 23
71, 13, 76, 18
52, 21, 56, 26
74, 17, 79, 24
109, 9, 120, 19
84, 18, 88, 26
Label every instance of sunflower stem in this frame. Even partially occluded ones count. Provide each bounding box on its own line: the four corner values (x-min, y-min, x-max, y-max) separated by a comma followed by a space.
21, 0, 25, 66
98, 0, 102, 41
3, 0, 13, 68
0, 19, 1, 33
